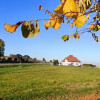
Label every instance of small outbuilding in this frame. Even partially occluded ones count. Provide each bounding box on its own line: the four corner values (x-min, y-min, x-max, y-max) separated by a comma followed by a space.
61, 55, 81, 66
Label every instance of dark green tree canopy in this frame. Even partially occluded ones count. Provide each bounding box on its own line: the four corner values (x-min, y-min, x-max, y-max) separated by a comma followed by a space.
0, 39, 5, 57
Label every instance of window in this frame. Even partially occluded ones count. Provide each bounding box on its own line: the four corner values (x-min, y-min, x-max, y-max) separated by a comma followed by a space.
76, 63, 78, 65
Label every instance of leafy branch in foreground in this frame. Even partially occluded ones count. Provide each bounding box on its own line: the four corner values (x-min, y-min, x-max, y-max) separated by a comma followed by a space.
4, 0, 100, 42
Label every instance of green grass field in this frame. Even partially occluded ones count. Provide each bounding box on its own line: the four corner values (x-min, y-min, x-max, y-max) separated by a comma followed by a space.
0, 64, 100, 100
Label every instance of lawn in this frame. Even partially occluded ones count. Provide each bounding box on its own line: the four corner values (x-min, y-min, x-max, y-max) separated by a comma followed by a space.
0, 64, 100, 100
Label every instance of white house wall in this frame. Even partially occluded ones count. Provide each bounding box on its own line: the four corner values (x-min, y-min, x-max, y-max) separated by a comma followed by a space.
72, 62, 81, 66
62, 59, 81, 66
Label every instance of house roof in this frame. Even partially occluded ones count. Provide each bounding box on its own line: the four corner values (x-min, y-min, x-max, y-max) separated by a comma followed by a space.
62, 55, 81, 62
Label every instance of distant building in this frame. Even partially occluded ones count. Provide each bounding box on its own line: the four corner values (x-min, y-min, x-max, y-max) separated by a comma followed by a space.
61, 55, 81, 66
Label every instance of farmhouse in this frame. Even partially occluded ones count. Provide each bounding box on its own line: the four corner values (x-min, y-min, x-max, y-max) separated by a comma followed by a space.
61, 55, 81, 66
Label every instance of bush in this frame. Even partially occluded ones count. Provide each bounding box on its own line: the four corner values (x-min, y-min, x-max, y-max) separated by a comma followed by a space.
53, 60, 59, 66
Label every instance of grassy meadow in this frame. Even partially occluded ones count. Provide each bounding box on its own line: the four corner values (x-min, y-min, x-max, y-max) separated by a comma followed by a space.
0, 64, 100, 100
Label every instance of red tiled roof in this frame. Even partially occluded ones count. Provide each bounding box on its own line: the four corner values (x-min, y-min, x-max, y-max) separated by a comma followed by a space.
62, 55, 81, 62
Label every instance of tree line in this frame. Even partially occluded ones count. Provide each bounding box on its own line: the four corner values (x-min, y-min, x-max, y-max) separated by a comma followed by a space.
0, 54, 59, 65
0, 54, 45, 63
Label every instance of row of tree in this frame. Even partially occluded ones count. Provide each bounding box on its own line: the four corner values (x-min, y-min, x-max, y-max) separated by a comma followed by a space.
0, 54, 45, 63
0, 54, 59, 65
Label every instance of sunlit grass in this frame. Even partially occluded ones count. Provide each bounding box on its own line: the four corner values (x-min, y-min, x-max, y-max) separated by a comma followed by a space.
0, 64, 100, 100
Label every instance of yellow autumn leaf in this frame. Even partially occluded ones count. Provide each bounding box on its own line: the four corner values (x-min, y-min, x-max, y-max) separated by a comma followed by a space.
97, 25, 100, 29
96, 13, 100, 21
44, 21, 49, 30
44, 14, 62, 29
54, 0, 78, 18
44, 26, 48, 30
52, 18, 62, 29
76, 34, 80, 39
75, 0, 91, 12
73, 32, 80, 39
70, 13, 87, 27
70, 19, 75, 28
75, 14, 87, 27
4, 24, 18, 33
89, 24, 100, 30
94, 36, 98, 42
4, 22, 23, 33
89, 24, 94, 29
39, 5, 42, 11
71, 35, 74, 38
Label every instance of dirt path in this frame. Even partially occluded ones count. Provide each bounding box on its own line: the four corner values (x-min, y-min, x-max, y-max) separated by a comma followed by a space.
32, 91, 100, 100
70, 92, 100, 100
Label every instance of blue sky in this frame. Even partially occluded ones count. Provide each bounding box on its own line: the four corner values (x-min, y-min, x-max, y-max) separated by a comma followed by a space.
0, 0, 100, 65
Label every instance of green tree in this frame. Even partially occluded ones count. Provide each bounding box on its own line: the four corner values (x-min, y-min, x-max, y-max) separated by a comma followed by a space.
43, 58, 46, 63
49, 60, 52, 63
0, 39, 5, 57
53, 60, 59, 66
9, 54, 15, 58
33, 58, 37, 63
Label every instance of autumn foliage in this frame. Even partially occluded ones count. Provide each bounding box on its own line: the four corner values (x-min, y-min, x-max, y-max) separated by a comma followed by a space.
4, 0, 100, 42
